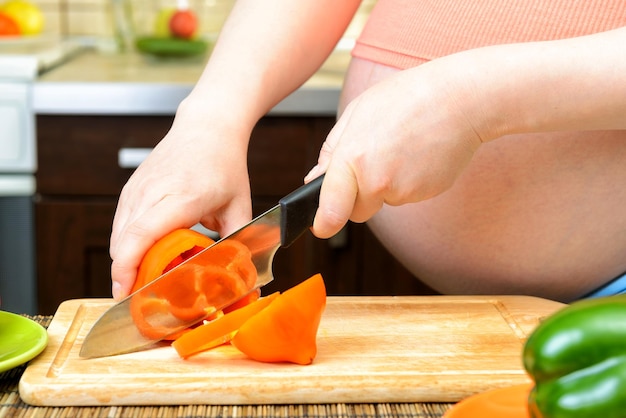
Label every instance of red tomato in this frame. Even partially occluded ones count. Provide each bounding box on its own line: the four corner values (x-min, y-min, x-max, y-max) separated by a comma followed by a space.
169, 10, 197, 39
0, 12, 19, 36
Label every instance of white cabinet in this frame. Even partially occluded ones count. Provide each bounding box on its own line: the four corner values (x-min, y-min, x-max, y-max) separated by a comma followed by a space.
0, 82, 36, 173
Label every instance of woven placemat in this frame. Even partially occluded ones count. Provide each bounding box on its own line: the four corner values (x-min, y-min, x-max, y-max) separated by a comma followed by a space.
0, 315, 455, 418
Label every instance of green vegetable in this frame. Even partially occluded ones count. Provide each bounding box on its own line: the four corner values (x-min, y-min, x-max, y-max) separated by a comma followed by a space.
523, 294, 626, 418
135, 36, 208, 57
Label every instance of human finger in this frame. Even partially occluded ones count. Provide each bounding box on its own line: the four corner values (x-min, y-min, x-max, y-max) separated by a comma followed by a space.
311, 164, 357, 239
110, 196, 204, 300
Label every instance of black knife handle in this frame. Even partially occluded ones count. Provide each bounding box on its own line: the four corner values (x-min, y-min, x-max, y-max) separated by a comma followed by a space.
279, 174, 324, 247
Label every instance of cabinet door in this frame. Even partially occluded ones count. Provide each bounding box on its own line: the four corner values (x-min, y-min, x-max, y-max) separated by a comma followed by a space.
35, 199, 115, 315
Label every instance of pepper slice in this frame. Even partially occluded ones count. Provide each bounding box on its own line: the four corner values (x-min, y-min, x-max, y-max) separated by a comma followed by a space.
172, 291, 280, 359
232, 273, 327, 365
523, 294, 626, 418
146, 263, 251, 322
129, 229, 258, 340
132, 229, 215, 293
171, 274, 327, 365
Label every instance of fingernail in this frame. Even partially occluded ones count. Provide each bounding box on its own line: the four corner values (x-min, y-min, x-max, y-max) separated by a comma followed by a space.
304, 165, 320, 182
112, 281, 123, 301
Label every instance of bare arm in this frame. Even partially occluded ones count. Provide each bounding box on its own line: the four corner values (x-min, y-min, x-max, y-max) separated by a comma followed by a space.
182, 0, 362, 126
466, 26, 626, 137
109, 0, 361, 300
307, 26, 626, 238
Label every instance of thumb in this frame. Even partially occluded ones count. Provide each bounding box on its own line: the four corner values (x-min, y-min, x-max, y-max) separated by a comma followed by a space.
311, 164, 357, 239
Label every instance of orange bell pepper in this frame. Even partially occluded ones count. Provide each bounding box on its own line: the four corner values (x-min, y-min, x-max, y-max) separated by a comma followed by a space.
172, 291, 280, 359
145, 263, 251, 322
171, 274, 327, 365
132, 229, 215, 293
232, 273, 326, 365
129, 228, 258, 340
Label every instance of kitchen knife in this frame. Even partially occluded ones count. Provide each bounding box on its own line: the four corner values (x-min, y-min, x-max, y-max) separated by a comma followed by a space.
80, 175, 324, 358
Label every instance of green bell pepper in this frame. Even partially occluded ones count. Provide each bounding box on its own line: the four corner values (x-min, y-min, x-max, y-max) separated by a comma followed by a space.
523, 294, 626, 418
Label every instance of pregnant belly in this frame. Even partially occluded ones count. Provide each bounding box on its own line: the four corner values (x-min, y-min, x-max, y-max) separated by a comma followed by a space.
340, 57, 400, 115
340, 57, 626, 301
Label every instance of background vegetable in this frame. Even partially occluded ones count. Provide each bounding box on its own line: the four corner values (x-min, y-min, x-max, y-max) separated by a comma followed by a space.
135, 37, 208, 57
0, 12, 19, 35
523, 294, 626, 418
0, 0, 44, 35
169, 9, 197, 39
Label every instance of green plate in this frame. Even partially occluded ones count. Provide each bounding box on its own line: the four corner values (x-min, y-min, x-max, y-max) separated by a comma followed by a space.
135, 36, 209, 57
0, 311, 47, 373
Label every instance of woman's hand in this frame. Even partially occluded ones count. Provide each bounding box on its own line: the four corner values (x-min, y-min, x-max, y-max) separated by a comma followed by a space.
109, 106, 253, 300
306, 59, 485, 239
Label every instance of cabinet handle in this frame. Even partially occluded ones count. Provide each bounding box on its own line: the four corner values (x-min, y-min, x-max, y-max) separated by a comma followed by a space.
118, 147, 153, 168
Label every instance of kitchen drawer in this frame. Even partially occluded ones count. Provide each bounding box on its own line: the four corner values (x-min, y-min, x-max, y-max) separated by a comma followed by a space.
36, 115, 332, 198
36, 115, 171, 196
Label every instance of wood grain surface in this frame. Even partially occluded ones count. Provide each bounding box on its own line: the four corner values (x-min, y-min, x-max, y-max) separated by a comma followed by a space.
19, 296, 564, 406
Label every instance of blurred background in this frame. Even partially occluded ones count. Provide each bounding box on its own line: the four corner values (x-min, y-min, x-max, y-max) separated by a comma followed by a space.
32, 0, 375, 51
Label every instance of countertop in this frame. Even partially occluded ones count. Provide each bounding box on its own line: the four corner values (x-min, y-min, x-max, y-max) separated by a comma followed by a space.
33, 48, 346, 116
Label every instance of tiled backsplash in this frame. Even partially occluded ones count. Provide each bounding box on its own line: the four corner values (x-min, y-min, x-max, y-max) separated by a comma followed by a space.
33, 0, 375, 43
34, 0, 235, 38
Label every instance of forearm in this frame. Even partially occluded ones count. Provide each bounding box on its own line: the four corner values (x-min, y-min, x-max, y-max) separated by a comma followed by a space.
179, 0, 360, 129
440, 26, 626, 141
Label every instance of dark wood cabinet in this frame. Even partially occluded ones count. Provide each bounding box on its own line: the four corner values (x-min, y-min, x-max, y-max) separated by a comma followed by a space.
35, 115, 436, 315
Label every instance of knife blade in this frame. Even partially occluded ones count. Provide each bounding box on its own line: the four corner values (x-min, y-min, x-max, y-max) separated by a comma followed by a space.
80, 175, 324, 358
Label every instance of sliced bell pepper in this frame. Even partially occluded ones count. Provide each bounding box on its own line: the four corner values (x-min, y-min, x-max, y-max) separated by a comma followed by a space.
189, 239, 257, 290
232, 273, 327, 365
171, 274, 327, 365
129, 228, 258, 340
523, 294, 626, 418
222, 291, 260, 314
130, 296, 186, 341
132, 228, 215, 293
172, 291, 280, 359
145, 263, 251, 322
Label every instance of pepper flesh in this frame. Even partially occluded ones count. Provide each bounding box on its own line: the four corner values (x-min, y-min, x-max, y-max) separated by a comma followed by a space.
172, 291, 279, 358
129, 229, 257, 340
172, 273, 327, 365
232, 273, 327, 365
523, 294, 626, 418
132, 229, 214, 293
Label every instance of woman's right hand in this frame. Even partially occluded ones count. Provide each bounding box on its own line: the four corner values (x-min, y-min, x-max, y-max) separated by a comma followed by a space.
109, 101, 254, 301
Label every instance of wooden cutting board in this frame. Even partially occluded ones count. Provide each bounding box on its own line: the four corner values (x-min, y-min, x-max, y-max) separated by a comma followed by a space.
19, 296, 563, 406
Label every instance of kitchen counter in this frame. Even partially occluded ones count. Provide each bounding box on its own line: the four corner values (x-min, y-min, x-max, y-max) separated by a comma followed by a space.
5, 315, 454, 418
33, 48, 345, 116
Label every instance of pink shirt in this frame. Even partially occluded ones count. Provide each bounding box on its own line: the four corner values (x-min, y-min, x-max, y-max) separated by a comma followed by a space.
353, 0, 626, 69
